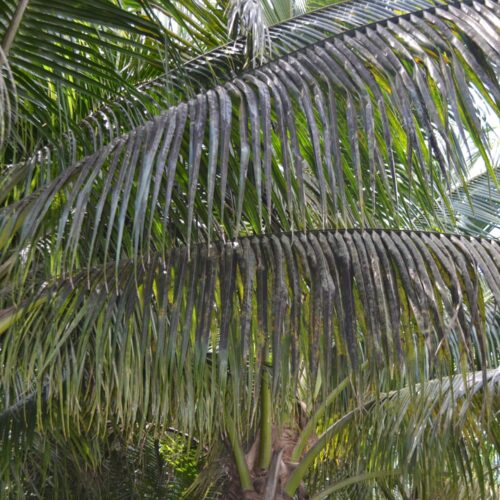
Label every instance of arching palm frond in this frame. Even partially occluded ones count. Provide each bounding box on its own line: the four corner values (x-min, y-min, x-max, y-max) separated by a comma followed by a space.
0, 0, 163, 154
307, 367, 500, 499
2, 230, 499, 434
0, 46, 14, 154
1, 0, 498, 282
1, 0, 500, 497
1, 229, 499, 494
0, 0, 228, 159
7, 0, 497, 171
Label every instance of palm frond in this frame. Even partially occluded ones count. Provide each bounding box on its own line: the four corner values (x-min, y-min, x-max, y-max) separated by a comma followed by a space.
0, 46, 14, 154
9, 0, 495, 166
1, 0, 498, 273
227, 0, 271, 65
0, 0, 227, 159
308, 367, 500, 499
1, 230, 499, 452
448, 167, 500, 238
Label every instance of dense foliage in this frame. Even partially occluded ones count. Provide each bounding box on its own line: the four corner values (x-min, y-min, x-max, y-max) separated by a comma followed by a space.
1, 0, 500, 498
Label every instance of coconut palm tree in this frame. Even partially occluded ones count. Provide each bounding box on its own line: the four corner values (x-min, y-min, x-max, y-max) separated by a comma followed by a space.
1, 0, 500, 498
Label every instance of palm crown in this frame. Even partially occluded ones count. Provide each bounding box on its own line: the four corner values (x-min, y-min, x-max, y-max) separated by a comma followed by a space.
1, 0, 500, 498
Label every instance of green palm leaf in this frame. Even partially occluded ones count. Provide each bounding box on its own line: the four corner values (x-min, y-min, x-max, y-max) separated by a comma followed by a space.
8, 0, 496, 168
448, 167, 500, 238
2, 229, 500, 496
308, 366, 500, 499
2, 229, 499, 430
1, 0, 500, 497
2, 0, 499, 277
0, 0, 229, 158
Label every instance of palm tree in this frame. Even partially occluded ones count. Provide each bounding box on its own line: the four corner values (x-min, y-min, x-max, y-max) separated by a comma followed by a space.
1, 0, 500, 497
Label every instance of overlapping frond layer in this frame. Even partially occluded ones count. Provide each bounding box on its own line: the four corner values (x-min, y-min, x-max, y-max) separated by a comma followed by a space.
5, 369, 500, 497
309, 367, 500, 499
0, 0, 226, 157
138, 0, 453, 96
20, 0, 453, 154
1, 0, 498, 267
18, 0, 499, 161
227, 0, 271, 64
91, 0, 493, 119
449, 167, 500, 238
1, 230, 499, 453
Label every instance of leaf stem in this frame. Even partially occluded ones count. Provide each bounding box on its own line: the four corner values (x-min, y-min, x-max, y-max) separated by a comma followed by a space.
258, 369, 272, 469
291, 363, 367, 462
0, 296, 47, 335
1, 0, 30, 56
226, 414, 254, 492
310, 470, 401, 500
284, 403, 375, 497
